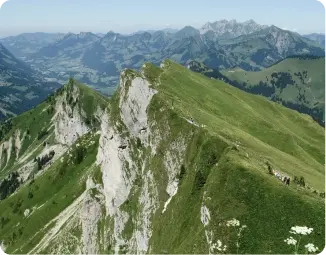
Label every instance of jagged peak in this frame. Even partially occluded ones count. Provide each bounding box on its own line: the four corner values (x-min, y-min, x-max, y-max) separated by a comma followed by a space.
104, 31, 120, 37
176, 26, 200, 38
199, 19, 268, 37
58, 32, 99, 42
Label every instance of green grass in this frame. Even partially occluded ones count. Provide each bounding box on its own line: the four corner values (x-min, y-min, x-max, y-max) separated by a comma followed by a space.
0, 132, 100, 254
0, 100, 55, 176
154, 60, 324, 191
0, 79, 109, 253
221, 57, 325, 117
138, 60, 325, 254
0, 61, 324, 254
0, 79, 109, 179
74, 81, 109, 120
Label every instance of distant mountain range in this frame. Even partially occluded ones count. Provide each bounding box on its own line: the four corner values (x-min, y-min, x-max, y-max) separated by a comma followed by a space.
0, 32, 65, 58
0, 19, 324, 115
0, 20, 320, 93
303, 33, 325, 47
0, 43, 61, 119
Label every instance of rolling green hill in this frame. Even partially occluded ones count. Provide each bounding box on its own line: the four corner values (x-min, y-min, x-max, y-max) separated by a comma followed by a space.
0, 61, 324, 254
220, 55, 325, 123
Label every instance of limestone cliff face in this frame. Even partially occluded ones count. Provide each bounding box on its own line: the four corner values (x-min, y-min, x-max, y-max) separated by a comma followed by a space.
81, 64, 189, 254
53, 84, 90, 146
0, 84, 90, 186
95, 68, 161, 254
12, 64, 190, 254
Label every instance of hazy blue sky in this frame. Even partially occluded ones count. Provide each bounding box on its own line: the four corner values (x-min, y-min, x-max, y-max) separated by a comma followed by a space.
0, 0, 324, 37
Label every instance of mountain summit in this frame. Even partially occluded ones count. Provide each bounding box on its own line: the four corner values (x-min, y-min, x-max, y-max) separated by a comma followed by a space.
200, 19, 268, 38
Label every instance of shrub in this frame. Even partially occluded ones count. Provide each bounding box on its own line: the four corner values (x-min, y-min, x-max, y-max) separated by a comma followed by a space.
74, 146, 86, 164
37, 129, 48, 140
0, 172, 20, 200
0, 216, 10, 229
36, 150, 55, 171
179, 164, 186, 181
28, 190, 33, 199
11, 198, 23, 214
85, 117, 91, 126
136, 138, 142, 148
194, 170, 206, 191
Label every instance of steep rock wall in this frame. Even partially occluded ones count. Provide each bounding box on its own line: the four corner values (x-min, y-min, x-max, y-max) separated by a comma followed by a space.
53, 85, 89, 146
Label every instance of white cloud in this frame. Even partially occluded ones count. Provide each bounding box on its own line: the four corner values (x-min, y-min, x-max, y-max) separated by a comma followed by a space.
0, 0, 9, 9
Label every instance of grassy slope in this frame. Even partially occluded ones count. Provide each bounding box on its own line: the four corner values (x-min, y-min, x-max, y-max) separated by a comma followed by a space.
157, 60, 324, 190
0, 63, 324, 254
221, 57, 325, 111
0, 81, 108, 253
0, 133, 99, 254
144, 60, 324, 254
0, 100, 55, 178
0, 80, 108, 176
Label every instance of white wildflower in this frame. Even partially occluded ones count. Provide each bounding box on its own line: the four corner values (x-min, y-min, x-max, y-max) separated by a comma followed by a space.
284, 236, 297, 246
305, 243, 319, 253
226, 218, 240, 227
24, 209, 30, 217
289, 226, 313, 235
216, 239, 227, 252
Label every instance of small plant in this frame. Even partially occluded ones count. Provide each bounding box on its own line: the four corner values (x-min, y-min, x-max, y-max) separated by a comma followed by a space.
226, 218, 247, 254
37, 129, 48, 140
136, 137, 142, 148
179, 164, 186, 180
0, 172, 21, 200
74, 146, 86, 164
0, 216, 10, 229
36, 150, 55, 170
284, 226, 318, 254
194, 170, 206, 191
27, 190, 33, 199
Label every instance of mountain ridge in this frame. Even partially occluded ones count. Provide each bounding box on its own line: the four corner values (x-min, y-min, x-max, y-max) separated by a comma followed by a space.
303, 33, 325, 47
0, 33, 65, 58
17, 23, 324, 92
0, 59, 324, 254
